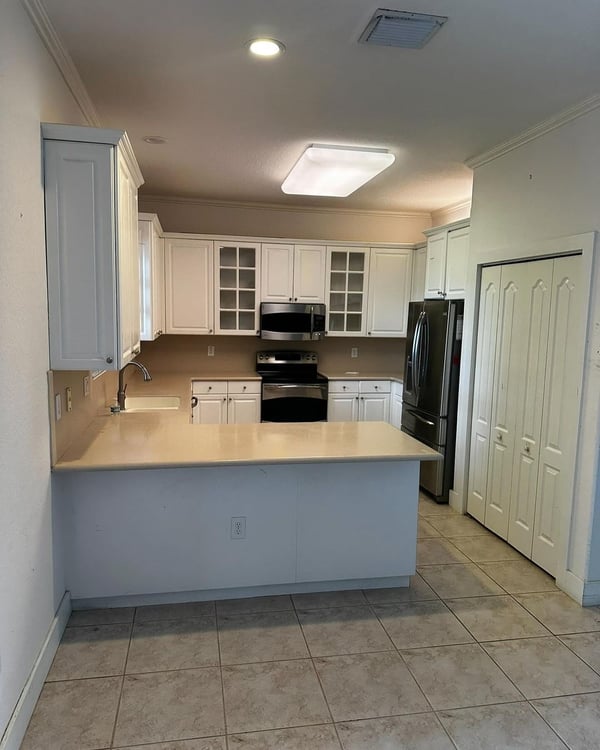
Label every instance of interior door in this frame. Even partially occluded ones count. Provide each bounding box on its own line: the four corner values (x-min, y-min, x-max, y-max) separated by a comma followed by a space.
507, 260, 553, 556
467, 266, 501, 523
533, 254, 584, 575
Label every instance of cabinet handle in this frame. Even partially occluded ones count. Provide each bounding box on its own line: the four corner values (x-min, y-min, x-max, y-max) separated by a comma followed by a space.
106, 356, 113, 364
360, 396, 364, 400
294, 297, 298, 302
497, 433, 503, 441
243, 386, 246, 391
374, 385, 378, 390
288, 297, 292, 302
223, 397, 226, 402
229, 397, 232, 402
191, 396, 198, 408
356, 396, 359, 401
368, 332, 371, 335
208, 386, 212, 390
343, 386, 347, 390
525, 444, 531, 453
209, 328, 213, 333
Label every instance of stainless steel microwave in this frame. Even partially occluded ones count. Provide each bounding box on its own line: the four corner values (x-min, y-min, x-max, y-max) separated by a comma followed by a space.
259, 302, 326, 341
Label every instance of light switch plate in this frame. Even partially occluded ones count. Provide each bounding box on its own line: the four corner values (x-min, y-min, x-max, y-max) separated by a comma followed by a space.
54, 393, 62, 421
351, 347, 359, 358
208, 346, 215, 357
65, 386, 72, 412
83, 375, 90, 397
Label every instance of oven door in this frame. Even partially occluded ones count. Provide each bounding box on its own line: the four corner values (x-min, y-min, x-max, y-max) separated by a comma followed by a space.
261, 382, 328, 422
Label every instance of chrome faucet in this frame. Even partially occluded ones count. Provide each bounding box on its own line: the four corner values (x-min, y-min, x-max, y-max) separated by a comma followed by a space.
117, 361, 152, 410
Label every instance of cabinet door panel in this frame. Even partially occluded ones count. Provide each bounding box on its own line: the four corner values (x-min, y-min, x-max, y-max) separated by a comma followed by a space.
165, 239, 213, 334
228, 395, 260, 424
411, 245, 427, 301
424, 233, 447, 299
533, 255, 584, 575
261, 243, 294, 302
328, 394, 358, 422
445, 227, 469, 299
193, 395, 227, 424
367, 248, 412, 337
359, 394, 390, 422
326, 247, 370, 336
467, 266, 501, 522
293, 245, 326, 302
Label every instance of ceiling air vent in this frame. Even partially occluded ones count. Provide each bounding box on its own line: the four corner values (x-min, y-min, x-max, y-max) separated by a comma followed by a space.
359, 8, 447, 49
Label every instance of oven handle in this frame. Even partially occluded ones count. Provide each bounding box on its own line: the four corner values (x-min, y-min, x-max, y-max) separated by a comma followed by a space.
262, 382, 328, 400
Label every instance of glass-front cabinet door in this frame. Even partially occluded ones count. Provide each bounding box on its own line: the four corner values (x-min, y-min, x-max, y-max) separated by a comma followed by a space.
215, 243, 260, 335
325, 247, 370, 336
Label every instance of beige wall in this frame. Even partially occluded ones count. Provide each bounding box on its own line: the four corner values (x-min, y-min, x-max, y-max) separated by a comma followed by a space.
0, 0, 89, 736
139, 195, 431, 244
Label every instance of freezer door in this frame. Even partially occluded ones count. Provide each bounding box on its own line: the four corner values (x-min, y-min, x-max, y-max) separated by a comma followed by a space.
401, 406, 447, 447
414, 300, 456, 417
402, 301, 424, 407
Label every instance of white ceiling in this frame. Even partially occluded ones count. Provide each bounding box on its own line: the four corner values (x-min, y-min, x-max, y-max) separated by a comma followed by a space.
42, 0, 600, 212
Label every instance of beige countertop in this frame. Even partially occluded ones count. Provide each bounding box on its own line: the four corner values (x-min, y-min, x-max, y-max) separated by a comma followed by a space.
53, 418, 439, 472
321, 371, 403, 382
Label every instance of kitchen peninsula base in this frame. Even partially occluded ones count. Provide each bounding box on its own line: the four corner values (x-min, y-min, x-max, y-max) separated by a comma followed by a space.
53, 421, 439, 606
57, 460, 420, 606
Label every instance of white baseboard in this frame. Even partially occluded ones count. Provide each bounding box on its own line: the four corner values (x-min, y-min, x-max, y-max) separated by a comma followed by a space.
556, 569, 584, 604
0, 592, 71, 750
582, 580, 600, 606
72, 576, 411, 610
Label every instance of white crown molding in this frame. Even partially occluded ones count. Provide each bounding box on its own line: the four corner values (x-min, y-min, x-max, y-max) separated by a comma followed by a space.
139, 193, 431, 220
431, 198, 472, 224
466, 93, 600, 169
22, 0, 100, 127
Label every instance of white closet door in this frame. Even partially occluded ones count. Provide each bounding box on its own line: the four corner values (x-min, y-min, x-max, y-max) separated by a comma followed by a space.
533, 254, 584, 575
467, 266, 501, 523
486, 265, 529, 538
507, 260, 553, 557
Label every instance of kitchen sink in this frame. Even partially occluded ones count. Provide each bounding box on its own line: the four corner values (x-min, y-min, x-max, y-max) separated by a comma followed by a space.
123, 395, 180, 411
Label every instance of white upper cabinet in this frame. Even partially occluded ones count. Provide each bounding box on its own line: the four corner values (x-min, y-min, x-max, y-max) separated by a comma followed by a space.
424, 221, 470, 300
326, 247, 370, 336
43, 124, 144, 371
215, 242, 260, 335
366, 248, 412, 337
165, 237, 214, 334
138, 213, 165, 341
411, 244, 427, 301
261, 243, 326, 303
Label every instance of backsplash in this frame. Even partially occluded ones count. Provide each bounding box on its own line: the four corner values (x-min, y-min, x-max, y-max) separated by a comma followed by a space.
136, 335, 406, 376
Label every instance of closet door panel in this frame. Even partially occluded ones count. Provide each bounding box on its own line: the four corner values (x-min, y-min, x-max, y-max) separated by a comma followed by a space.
533, 255, 584, 575
486, 276, 520, 539
508, 262, 552, 557
467, 266, 501, 522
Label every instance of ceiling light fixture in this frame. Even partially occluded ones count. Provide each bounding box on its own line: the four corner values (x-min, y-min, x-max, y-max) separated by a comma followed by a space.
143, 136, 167, 145
281, 144, 395, 197
248, 38, 285, 57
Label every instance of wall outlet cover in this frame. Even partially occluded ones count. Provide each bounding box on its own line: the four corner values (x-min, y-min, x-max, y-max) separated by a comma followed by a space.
351, 347, 359, 358
231, 516, 246, 539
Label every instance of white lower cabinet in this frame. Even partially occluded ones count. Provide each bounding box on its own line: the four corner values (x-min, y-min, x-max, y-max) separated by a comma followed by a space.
192, 380, 260, 424
328, 380, 391, 423
390, 381, 403, 429
467, 254, 585, 575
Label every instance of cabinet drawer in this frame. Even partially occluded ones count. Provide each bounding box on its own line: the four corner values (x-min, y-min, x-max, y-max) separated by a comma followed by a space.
328, 380, 359, 394
359, 380, 391, 394
192, 380, 227, 395
228, 380, 261, 395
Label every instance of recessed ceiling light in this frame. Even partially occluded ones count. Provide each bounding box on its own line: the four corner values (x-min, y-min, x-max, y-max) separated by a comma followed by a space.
281, 145, 395, 197
248, 38, 285, 57
143, 136, 167, 145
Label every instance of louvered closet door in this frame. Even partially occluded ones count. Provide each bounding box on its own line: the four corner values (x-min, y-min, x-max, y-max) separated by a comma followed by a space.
507, 260, 553, 557
467, 266, 501, 523
533, 254, 584, 575
485, 263, 533, 538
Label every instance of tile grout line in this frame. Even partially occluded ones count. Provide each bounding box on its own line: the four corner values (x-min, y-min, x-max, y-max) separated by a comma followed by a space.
214, 604, 230, 750
108, 615, 135, 749
291, 595, 344, 750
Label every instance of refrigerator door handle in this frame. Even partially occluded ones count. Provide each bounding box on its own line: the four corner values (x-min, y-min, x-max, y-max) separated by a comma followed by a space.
413, 413, 435, 427
413, 312, 424, 400
418, 312, 430, 390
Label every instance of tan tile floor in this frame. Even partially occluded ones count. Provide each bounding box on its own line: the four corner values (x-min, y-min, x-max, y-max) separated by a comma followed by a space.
21, 494, 600, 749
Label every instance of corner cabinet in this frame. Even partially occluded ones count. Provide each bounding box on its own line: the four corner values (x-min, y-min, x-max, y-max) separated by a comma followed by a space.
138, 213, 165, 341
423, 220, 469, 300
43, 124, 144, 370
366, 248, 412, 337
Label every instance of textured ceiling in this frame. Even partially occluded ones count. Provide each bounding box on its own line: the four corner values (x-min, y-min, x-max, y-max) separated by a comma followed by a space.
42, 0, 600, 212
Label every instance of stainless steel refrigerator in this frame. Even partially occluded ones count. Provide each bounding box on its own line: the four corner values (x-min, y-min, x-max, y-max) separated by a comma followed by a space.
401, 299, 464, 503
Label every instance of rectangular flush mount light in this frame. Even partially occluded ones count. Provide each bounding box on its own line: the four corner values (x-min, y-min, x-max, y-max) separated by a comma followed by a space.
281, 144, 395, 197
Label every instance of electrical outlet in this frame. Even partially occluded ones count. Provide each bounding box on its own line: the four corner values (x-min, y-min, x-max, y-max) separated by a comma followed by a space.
351, 347, 359, 358
208, 345, 215, 357
54, 393, 62, 421
65, 386, 72, 412
83, 375, 90, 397
231, 516, 246, 539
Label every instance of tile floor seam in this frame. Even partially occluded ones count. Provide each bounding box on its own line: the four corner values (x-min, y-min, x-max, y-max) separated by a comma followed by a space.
108, 617, 134, 749
525, 699, 571, 749
293, 601, 345, 750
557, 635, 600, 679
214, 603, 229, 745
